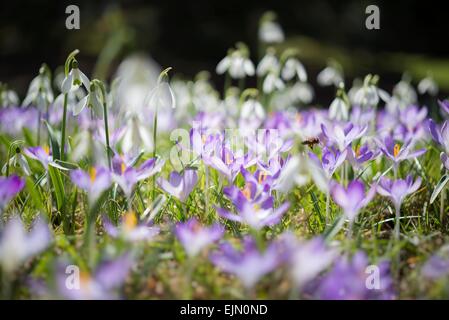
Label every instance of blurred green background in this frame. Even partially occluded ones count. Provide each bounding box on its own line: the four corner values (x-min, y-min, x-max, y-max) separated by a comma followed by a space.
1, 0, 448, 98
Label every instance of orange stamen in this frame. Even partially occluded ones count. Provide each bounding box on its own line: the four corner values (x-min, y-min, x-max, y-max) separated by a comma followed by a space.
393, 144, 400, 158
89, 167, 97, 183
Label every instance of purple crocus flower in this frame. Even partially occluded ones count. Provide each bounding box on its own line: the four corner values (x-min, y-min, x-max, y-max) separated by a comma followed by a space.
428, 119, 449, 170
55, 254, 133, 300
377, 175, 421, 238
422, 254, 449, 279
70, 166, 112, 205
330, 179, 376, 222
308, 147, 347, 192
377, 136, 426, 173
317, 251, 395, 300
280, 234, 338, 289
0, 175, 25, 211
103, 211, 159, 242
210, 237, 280, 289
216, 183, 289, 230
24, 146, 53, 170
377, 175, 422, 211
157, 169, 198, 202
347, 143, 379, 170
321, 122, 367, 151
395, 105, 428, 142
0, 217, 52, 273
175, 218, 224, 257
112, 154, 164, 199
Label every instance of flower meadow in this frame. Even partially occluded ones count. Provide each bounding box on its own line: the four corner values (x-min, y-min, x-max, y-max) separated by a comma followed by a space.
1, 12, 449, 300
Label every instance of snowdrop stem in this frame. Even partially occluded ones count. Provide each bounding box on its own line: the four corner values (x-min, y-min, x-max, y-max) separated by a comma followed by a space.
96, 81, 112, 169
238, 77, 245, 93
60, 93, 68, 161
60, 50, 80, 161
205, 166, 210, 219
152, 106, 158, 202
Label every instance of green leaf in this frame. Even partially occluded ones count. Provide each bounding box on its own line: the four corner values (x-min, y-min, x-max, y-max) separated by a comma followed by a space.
430, 174, 449, 204
25, 176, 45, 212
48, 164, 65, 211
44, 120, 60, 161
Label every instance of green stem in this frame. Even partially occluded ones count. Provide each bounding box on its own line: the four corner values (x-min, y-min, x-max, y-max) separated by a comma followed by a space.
152, 106, 158, 202
60, 94, 68, 161
99, 83, 112, 169
394, 204, 401, 240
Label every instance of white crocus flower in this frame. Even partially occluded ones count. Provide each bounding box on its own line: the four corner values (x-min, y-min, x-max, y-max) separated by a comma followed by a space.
281, 58, 307, 82
61, 62, 90, 94
317, 65, 343, 87
257, 50, 280, 77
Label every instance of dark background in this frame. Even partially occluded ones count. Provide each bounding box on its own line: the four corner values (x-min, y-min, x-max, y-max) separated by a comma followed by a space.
1, 0, 448, 99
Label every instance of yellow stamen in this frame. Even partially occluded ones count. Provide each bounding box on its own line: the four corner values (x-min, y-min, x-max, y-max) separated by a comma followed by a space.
43, 145, 50, 155
355, 145, 361, 158
225, 153, 233, 165
258, 171, 268, 184
201, 134, 207, 145
393, 144, 401, 158
121, 162, 126, 174
242, 184, 252, 200
89, 167, 97, 183
79, 271, 91, 287
123, 210, 138, 231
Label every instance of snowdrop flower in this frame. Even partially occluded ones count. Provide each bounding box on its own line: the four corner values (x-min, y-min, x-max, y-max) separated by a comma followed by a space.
256, 48, 280, 77
145, 69, 176, 111
72, 82, 104, 118
216, 43, 255, 79
114, 54, 160, 114
0, 217, 52, 273
281, 57, 307, 82
317, 64, 343, 87
329, 83, 350, 121
289, 82, 314, 105
418, 75, 438, 96
352, 74, 390, 108
61, 60, 90, 94
258, 11, 284, 44
2, 147, 31, 176
0, 83, 19, 107
175, 218, 224, 257
22, 64, 54, 111
263, 70, 285, 94
240, 98, 265, 122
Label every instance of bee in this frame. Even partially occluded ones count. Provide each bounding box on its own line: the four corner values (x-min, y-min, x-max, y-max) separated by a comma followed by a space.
301, 137, 320, 149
